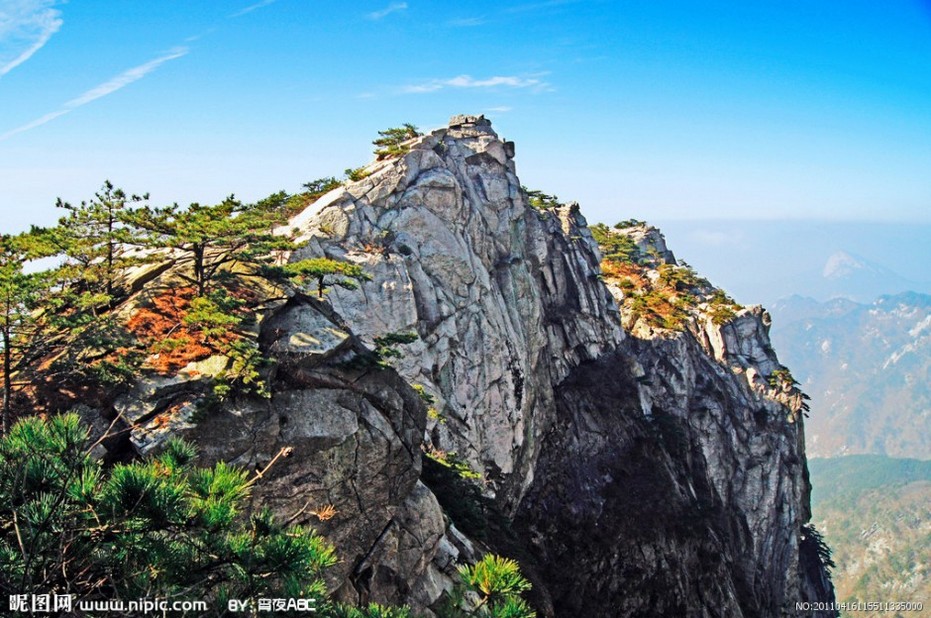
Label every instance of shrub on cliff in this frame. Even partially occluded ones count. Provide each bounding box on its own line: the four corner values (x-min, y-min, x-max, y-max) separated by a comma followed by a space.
589, 223, 638, 264
438, 554, 536, 618
265, 257, 370, 298
373, 124, 422, 159
303, 177, 343, 197
522, 187, 561, 211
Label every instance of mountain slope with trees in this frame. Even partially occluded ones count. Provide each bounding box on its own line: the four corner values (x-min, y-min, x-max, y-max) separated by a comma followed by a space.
809, 456, 930, 615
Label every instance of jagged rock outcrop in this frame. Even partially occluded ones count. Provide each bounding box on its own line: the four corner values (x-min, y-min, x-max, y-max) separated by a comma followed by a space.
119, 115, 833, 616
277, 115, 833, 615
290, 115, 622, 510
117, 295, 434, 600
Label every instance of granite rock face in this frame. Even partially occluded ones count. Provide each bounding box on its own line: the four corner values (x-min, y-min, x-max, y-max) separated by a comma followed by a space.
290, 115, 622, 509
123, 115, 833, 616
121, 295, 433, 598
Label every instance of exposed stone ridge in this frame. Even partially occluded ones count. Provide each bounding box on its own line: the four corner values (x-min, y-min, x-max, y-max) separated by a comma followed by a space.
520, 220, 829, 615
289, 114, 623, 505
602, 223, 811, 420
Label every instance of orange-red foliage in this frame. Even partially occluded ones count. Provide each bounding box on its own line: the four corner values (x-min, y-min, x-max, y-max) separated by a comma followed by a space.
127, 287, 236, 375
601, 260, 648, 289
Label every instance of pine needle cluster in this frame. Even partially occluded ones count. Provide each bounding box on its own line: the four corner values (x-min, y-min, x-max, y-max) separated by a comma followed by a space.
0, 414, 336, 613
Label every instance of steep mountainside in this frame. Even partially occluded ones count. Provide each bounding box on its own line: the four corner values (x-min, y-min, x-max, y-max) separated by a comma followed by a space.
91, 115, 831, 616
769, 292, 931, 459
809, 456, 931, 614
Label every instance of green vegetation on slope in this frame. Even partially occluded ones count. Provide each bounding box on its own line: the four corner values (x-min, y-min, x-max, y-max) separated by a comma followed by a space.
0, 181, 371, 427
0, 414, 336, 614
0, 414, 538, 617
809, 456, 930, 615
588, 222, 743, 332
809, 455, 931, 507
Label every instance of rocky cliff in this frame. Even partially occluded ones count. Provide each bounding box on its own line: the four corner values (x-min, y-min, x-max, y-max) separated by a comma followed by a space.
120, 115, 833, 616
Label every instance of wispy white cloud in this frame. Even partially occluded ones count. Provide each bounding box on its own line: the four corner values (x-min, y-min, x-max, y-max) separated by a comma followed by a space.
184, 27, 217, 43
485, 106, 513, 113
366, 2, 407, 20
229, 0, 277, 19
0, 109, 68, 138
0, 47, 188, 141
68, 47, 187, 107
0, 0, 63, 77
402, 74, 549, 94
447, 17, 485, 27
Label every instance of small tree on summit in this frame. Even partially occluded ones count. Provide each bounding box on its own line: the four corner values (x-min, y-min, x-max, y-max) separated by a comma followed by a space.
373, 123, 422, 159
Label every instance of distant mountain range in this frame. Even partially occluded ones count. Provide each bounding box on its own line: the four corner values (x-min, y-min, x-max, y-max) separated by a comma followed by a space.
769, 291, 931, 459
763, 249, 931, 305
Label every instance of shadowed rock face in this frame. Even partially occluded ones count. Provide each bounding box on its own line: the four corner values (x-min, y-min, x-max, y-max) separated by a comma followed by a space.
516, 335, 821, 616
145, 296, 432, 596
121, 115, 833, 616
516, 350, 747, 616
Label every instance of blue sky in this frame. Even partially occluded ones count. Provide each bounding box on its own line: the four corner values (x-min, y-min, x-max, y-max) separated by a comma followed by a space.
2, 0, 931, 235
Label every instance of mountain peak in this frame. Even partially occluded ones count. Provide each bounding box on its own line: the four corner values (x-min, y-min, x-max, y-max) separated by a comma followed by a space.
447, 113, 494, 133
822, 250, 875, 279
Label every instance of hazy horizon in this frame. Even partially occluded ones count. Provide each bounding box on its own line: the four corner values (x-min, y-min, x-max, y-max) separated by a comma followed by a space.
635, 218, 931, 305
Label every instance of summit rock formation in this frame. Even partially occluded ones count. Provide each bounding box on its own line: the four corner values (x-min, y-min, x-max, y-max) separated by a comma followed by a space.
118, 115, 833, 616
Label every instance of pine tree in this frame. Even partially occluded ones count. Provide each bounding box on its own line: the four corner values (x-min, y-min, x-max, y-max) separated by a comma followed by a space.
373, 124, 422, 159
0, 414, 337, 611
0, 232, 55, 433
439, 555, 536, 618
275, 257, 369, 298
32, 183, 151, 391
54, 180, 148, 311
302, 177, 342, 197
123, 197, 297, 297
